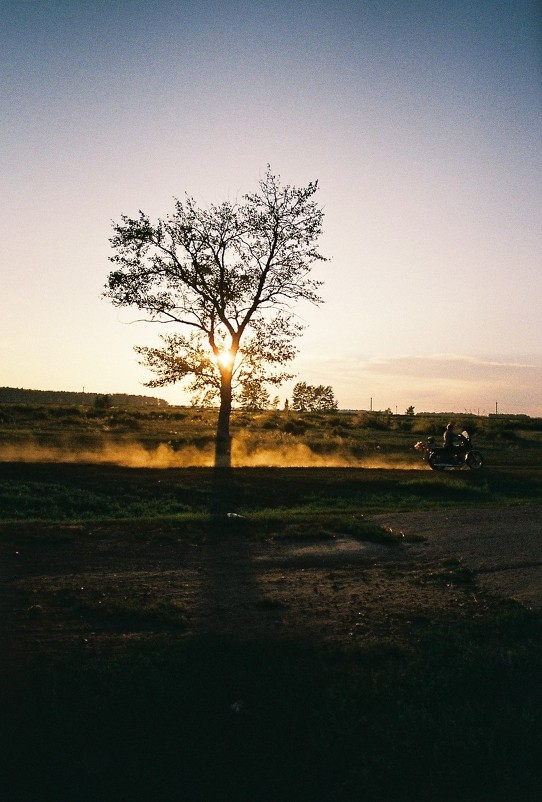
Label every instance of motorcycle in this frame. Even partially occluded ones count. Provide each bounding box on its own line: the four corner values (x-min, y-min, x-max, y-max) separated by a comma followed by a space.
414, 430, 484, 471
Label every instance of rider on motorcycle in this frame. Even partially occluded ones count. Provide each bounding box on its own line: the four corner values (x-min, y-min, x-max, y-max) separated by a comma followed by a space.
443, 423, 468, 458
415, 425, 483, 471
443, 422, 455, 450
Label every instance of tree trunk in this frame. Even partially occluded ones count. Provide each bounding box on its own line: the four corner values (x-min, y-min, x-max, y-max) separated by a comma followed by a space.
215, 370, 232, 468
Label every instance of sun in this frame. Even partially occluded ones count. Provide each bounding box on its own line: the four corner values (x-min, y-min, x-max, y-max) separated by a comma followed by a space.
216, 349, 234, 369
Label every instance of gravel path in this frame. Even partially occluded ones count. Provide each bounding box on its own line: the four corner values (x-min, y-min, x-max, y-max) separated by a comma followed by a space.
371, 505, 542, 607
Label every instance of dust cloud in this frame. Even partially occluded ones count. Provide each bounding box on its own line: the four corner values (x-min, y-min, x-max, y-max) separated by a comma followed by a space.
230, 431, 422, 469
0, 435, 421, 469
0, 441, 214, 469
231, 433, 420, 469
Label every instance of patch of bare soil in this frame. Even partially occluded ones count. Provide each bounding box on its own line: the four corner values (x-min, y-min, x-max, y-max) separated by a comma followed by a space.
5, 506, 540, 673
372, 504, 542, 607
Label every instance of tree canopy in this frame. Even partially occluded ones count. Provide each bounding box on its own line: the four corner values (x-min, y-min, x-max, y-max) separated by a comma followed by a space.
291, 382, 338, 412
104, 168, 326, 466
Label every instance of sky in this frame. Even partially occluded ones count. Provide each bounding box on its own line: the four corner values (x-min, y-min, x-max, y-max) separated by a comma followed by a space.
1, 0, 541, 415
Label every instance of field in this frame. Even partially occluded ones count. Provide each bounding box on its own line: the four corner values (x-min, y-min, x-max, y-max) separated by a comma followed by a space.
2, 405, 542, 801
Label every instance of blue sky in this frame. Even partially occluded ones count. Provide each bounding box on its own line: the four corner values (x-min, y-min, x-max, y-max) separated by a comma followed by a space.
2, 0, 541, 414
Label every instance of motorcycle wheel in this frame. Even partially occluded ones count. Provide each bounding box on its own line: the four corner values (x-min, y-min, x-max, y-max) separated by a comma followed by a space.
428, 453, 445, 471
466, 451, 484, 470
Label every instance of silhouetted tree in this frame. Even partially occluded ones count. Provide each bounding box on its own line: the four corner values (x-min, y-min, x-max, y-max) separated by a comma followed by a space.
292, 382, 338, 411
238, 380, 271, 411
94, 394, 111, 411
104, 168, 326, 466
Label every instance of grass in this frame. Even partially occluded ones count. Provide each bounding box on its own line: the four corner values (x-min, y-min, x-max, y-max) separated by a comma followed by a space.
0, 509, 399, 548
1, 461, 541, 529
2, 403, 542, 469
414, 558, 476, 587
237, 510, 398, 544
26, 587, 190, 631
2, 605, 542, 802
2, 405, 542, 800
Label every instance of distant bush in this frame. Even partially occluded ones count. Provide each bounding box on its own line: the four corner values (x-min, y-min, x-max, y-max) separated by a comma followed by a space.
357, 412, 392, 431
283, 418, 307, 435
261, 416, 281, 430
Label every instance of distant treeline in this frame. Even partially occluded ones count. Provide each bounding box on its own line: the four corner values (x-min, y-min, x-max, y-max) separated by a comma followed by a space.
0, 387, 169, 407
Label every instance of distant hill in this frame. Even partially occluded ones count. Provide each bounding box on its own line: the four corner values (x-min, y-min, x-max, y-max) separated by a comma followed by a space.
0, 387, 169, 407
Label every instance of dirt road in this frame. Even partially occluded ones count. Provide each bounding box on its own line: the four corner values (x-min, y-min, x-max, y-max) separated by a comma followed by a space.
372, 504, 542, 608
2, 505, 541, 673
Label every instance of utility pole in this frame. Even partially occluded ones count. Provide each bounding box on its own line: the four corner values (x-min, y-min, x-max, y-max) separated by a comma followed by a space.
370, 397, 373, 412
495, 401, 498, 415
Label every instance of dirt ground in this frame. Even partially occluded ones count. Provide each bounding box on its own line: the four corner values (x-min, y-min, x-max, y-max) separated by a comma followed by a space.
373, 505, 542, 606
2, 505, 541, 673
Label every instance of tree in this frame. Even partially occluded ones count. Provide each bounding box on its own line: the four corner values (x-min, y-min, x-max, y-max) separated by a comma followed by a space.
238, 380, 270, 411
94, 394, 111, 411
104, 168, 326, 466
292, 382, 311, 411
291, 382, 338, 412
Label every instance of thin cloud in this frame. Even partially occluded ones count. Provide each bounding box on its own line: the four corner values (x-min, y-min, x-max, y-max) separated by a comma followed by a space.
361, 354, 537, 381
293, 352, 542, 416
